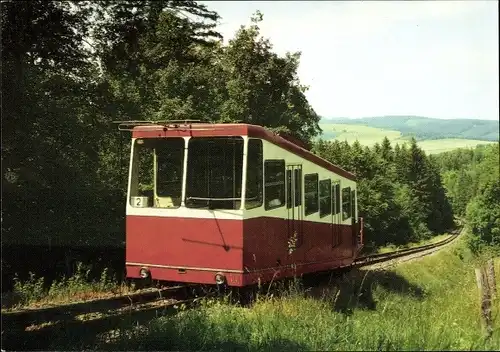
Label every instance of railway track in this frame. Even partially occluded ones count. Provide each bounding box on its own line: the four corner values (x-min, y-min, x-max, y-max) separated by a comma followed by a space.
354, 225, 462, 269
1, 226, 463, 350
1, 284, 210, 350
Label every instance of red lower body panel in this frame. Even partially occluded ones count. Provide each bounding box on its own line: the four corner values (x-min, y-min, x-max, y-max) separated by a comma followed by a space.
125, 215, 359, 287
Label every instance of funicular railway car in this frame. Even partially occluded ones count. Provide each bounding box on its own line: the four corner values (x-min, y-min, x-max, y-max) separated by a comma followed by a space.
119, 121, 364, 287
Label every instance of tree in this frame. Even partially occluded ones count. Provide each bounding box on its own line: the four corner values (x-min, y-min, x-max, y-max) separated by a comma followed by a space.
425, 159, 454, 232
453, 169, 473, 216
91, 0, 222, 121
464, 144, 500, 253
380, 136, 393, 162
466, 179, 500, 254
1, 0, 122, 247
2, 0, 99, 191
219, 11, 321, 145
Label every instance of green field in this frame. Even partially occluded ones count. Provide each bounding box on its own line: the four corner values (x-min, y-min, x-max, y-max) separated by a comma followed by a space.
319, 123, 497, 155
417, 139, 498, 154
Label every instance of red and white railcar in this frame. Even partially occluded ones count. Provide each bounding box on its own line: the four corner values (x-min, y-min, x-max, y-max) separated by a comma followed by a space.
121, 121, 363, 287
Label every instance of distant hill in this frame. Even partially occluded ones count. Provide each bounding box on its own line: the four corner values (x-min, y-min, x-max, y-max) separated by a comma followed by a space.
321, 116, 499, 142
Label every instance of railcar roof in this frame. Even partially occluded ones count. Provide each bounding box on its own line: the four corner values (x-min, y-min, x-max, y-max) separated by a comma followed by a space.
130, 123, 356, 181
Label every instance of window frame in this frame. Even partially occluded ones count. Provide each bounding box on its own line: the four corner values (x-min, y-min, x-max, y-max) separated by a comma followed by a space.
245, 139, 263, 210
319, 179, 332, 218
129, 139, 153, 208
286, 169, 293, 209
185, 136, 244, 210
264, 159, 286, 210
342, 186, 352, 221
154, 137, 185, 208
304, 173, 319, 216
129, 137, 186, 209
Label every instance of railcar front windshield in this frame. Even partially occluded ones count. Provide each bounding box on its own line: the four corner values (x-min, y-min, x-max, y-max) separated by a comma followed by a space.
129, 138, 185, 208
185, 137, 244, 210
128, 137, 244, 210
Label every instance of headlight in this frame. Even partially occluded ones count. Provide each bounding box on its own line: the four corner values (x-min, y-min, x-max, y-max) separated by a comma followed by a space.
139, 267, 150, 279
215, 273, 226, 285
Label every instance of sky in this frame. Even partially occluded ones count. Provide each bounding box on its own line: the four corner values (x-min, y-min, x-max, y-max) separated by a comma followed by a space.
198, 1, 499, 121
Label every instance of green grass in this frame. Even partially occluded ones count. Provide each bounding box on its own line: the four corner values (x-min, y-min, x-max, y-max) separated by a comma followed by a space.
319, 123, 402, 145
1, 263, 133, 310
84, 235, 499, 351
319, 123, 497, 154
417, 139, 498, 154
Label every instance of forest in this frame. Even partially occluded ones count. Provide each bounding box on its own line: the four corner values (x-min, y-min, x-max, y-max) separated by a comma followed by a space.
2, 0, 498, 282
431, 144, 500, 253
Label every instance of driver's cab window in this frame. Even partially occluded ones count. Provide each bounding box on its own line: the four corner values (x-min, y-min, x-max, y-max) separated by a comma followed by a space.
155, 139, 184, 207
129, 138, 184, 208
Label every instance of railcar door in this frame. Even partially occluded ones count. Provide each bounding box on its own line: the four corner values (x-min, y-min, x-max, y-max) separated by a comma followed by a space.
286, 165, 303, 250
331, 181, 341, 250
351, 189, 358, 250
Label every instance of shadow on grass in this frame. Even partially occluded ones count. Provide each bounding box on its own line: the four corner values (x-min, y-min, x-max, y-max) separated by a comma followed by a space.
3, 297, 306, 352
106, 336, 305, 352
2, 301, 189, 351
304, 268, 425, 315
93, 311, 306, 352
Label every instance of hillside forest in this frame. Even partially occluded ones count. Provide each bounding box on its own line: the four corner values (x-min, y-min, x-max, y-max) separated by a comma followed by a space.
325, 116, 499, 142
431, 144, 500, 253
2, 1, 499, 281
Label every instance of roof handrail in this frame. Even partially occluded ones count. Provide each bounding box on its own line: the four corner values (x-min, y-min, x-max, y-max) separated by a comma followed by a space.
113, 120, 249, 132
113, 119, 204, 131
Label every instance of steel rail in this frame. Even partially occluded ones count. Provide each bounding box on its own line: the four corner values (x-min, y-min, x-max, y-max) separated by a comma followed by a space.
1, 284, 195, 330
353, 226, 462, 268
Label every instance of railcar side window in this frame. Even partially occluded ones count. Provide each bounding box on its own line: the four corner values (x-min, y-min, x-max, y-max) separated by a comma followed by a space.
286, 169, 292, 209
342, 187, 352, 220
319, 179, 332, 217
186, 137, 244, 210
304, 173, 319, 216
246, 139, 263, 209
264, 160, 285, 210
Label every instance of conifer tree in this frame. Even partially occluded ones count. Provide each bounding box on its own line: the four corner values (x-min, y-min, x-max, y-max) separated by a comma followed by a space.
380, 136, 393, 162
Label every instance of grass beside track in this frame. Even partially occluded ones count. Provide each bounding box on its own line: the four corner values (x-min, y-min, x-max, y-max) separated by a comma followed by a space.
374, 233, 450, 254
1, 263, 134, 311
86, 235, 499, 351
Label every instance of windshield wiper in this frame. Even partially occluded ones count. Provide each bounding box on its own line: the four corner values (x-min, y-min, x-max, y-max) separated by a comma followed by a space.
187, 196, 241, 201
185, 196, 260, 210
